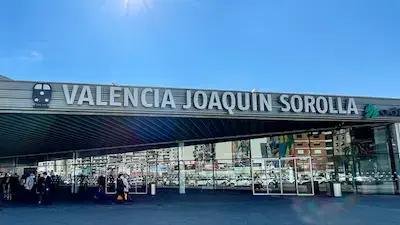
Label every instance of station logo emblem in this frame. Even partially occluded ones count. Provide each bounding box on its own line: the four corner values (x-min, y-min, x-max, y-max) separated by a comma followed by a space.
32, 83, 52, 108
364, 104, 380, 119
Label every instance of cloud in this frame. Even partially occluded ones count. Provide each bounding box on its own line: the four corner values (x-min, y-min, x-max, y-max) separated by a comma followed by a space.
0, 50, 44, 64
19, 50, 43, 61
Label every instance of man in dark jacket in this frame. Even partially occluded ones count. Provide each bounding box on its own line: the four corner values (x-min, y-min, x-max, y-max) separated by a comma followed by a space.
36, 174, 46, 205
0, 176, 4, 206
43, 172, 53, 205
36, 174, 45, 205
9, 174, 19, 201
94, 175, 106, 202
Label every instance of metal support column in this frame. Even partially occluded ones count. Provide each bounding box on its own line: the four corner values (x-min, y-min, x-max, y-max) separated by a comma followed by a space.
178, 142, 186, 194
395, 124, 400, 194
387, 124, 400, 195
72, 152, 78, 194
13, 157, 17, 175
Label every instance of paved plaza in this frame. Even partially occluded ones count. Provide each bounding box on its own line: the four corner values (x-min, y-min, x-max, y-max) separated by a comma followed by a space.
1, 191, 400, 225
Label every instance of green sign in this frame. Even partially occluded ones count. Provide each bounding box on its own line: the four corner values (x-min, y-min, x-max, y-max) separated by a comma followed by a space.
364, 104, 380, 119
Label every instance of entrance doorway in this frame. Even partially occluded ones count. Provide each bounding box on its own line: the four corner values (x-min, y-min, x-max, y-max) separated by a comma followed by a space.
251, 157, 314, 196
105, 162, 148, 195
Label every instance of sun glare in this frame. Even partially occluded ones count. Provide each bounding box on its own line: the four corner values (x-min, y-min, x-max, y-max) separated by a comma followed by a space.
123, 0, 153, 14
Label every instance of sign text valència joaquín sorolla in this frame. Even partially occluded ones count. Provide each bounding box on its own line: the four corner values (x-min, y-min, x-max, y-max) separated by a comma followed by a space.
62, 84, 359, 115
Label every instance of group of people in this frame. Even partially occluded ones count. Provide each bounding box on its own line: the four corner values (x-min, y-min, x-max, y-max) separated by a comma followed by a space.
1, 171, 132, 205
0, 173, 19, 202
0, 172, 54, 205
94, 173, 133, 204
96, 173, 131, 203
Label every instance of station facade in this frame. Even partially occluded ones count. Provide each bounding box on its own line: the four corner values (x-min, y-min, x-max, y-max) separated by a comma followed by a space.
1, 77, 400, 197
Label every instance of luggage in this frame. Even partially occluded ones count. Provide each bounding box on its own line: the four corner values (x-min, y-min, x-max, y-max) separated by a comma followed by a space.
116, 194, 124, 203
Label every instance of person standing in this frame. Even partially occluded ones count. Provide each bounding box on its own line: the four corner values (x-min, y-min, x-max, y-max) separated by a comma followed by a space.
0, 175, 4, 205
116, 174, 125, 203
122, 174, 130, 201
43, 172, 53, 205
10, 174, 19, 201
24, 173, 35, 203
94, 175, 106, 202
36, 173, 45, 205
2, 175, 11, 201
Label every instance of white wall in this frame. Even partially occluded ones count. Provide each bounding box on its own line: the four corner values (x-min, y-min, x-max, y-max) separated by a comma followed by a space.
182, 145, 195, 161
250, 138, 265, 158
215, 142, 232, 160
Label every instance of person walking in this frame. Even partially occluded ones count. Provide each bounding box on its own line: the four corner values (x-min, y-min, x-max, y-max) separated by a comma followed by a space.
116, 174, 125, 203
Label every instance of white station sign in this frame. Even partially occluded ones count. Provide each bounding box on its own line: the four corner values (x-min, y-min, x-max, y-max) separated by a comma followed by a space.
62, 84, 359, 115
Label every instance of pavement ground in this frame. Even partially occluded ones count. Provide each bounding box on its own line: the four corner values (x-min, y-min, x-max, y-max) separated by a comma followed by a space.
1, 190, 400, 225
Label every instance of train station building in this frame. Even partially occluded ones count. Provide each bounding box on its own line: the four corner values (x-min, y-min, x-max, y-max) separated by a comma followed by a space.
1, 76, 400, 197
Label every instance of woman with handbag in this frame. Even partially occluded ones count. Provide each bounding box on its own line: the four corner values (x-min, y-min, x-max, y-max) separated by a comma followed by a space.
116, 174, 125, 203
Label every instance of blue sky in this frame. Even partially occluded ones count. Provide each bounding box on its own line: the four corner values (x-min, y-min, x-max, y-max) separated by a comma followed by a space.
1, 0, 399, 97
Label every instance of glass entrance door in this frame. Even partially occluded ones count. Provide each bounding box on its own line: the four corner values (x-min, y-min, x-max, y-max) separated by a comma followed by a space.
252, 157, 314, 196
125, 161, 148, 195
105, 164, 120, 194
265, 159, 282, 194
296, 157, 314, 195
105, 162, 148, 195
281, 158, 297, 194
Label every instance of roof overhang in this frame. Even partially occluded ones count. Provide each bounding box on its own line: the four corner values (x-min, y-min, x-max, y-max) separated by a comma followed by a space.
0, 80, 399, 158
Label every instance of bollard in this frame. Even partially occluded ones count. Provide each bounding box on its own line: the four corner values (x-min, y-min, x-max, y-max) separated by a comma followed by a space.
333, 183, 342, 197
151, 183, 156, 196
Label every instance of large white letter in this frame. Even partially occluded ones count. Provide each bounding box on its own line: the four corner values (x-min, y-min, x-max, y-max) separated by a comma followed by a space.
280, 95, 290, 112
183, 90, 192, 109
110, 86, 122, 106
193, 91, 208, 110
259, 94, 272, 112
290, 95, 303, 113
237, 92, 250, 111
337, 97, 346, 114
77, 85, 94, 105
251, 92, 258, 111
316, 97, 328, 114
222, 92, 236, 114
347, 98, 359, 115
328, 97, 339, 114
304, 96, 316, 113
141, 88, 153, 108
62, 84, 79, 105
161, 89, 176, 108
208, 92, 222, 110
124, 87, 138, 107
96, 86, 107, 106
154, 89, 160, 108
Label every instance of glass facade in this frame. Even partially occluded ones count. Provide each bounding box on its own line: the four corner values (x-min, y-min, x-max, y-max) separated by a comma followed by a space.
333, 126, 397, 194
1, 124, 400, 196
